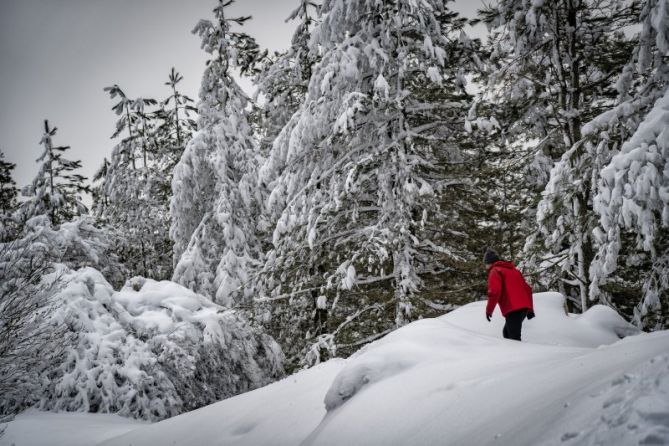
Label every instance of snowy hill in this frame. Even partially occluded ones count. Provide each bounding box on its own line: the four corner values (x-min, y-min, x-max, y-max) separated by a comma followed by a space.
3, 292, 668, 446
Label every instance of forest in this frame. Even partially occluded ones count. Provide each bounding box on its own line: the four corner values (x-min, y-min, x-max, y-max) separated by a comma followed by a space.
1, 0, 668, 426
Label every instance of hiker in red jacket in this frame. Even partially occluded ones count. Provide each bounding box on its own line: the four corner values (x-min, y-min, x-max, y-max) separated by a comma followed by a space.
484, 247, 535, 341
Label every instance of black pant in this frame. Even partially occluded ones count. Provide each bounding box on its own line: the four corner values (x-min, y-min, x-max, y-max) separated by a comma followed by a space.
503, 308, 528, 341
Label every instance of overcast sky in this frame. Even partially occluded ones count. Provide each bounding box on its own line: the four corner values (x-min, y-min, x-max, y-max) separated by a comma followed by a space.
0, 0, 483, 189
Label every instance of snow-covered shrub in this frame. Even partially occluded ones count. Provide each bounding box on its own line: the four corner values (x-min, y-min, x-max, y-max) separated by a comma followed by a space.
1, 214, 121, 416
39, 267, 284, 421
19, 215, 125, 286
0, 236, 66, 416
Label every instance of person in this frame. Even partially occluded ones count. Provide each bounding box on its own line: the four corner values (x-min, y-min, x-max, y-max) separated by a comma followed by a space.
483, 247, 535, 341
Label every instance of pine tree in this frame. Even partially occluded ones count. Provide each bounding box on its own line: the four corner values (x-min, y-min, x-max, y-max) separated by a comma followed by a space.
170, 0, 262, 306
17, 120, 89, 226
257, 0, 479, 367
91, 157, 110, 218
100, 85, 173, 280
478, 0, 640, 310
156, 68, 197, 172
589, 0, 669, 328
0, 151, 18, 241
153, 68, 197, 207
254, 0, 321, 266
253, 0, 319, 155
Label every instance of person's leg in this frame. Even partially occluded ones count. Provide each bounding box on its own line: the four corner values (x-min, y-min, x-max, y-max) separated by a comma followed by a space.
504, 309, 528, 341
502, 323, 509, 339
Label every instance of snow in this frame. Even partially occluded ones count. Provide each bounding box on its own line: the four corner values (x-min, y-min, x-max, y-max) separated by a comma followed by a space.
5, 292, 668, 446
443, 292, 640, 348
0, 410, 145, 446
538, 351, 669, 445
96, 360, 345, 446
35, 267, 283, 421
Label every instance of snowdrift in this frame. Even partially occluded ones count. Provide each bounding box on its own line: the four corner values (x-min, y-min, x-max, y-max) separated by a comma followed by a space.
4, 292, 668, 446
37, 267, 283, 421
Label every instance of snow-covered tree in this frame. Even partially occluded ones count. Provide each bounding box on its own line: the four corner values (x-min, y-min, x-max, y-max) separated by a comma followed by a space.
156, 68, 197, 165
253, 0, 322, 241
250, 1, 322, 253
478, 0, 640, 309
17, 120, 89, 226
258, 0, 478, 367
589, 0, 669, 328
99, 85, 174, 280
170, 0, 262, 307
0, 151, 18, 241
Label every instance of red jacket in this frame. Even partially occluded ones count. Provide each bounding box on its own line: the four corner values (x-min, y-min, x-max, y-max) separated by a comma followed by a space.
486, 261, 534, 317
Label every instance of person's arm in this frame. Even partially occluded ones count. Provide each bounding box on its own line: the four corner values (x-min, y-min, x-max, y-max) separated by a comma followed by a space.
524, 280, 534, 311
486, 268, 502, 317
523, 276, 535, 318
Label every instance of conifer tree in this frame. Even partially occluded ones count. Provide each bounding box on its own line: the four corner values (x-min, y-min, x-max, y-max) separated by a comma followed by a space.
170, 0, 262, 306
0, 151, 18, 241
257, 0, 479, 367
477, 0, 640, 310
156, 68, 197, 169
18, 120, 89, 226
154, 68, 197, 204
100, 85, 172, 279
254, 0, 321, 256
589, 0, 669, 328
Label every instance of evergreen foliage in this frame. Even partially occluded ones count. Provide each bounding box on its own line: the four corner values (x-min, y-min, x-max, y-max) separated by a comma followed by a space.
476, 0, 641, 311
254, 0, 482, 368
170, 0, 262, 307
17, 120, 89, 226
97, 72, 194, 282
0, 151, 18, 241
589, 0, 669, 328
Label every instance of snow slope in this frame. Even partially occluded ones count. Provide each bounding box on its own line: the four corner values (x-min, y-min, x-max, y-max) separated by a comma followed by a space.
0, 410, 146, 446
4, 292, 668, 446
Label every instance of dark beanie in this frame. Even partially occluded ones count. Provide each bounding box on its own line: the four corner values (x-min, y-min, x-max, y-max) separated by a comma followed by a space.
483, 247, 500, 265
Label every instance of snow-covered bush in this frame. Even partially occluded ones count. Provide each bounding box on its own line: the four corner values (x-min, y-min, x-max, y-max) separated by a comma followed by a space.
0, 236, 66, 416
18, 215, 125, 286
1, 214, 121, 416
39, 267, 284, 421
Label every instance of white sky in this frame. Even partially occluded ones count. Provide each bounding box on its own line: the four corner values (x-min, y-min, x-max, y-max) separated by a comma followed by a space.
0, 0, 483, 190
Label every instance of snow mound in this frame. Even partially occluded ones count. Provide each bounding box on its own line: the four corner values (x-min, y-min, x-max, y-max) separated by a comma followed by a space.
323, 318, 497, 411
325, 292, 639, 412
441, 292, 640, 347
575, 303, 642, 339
39, 267, 284, 420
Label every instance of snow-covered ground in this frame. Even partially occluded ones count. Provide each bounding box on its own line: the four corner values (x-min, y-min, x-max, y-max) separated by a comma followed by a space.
0, 410, 146, 446
3, 292, 668, 446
